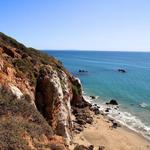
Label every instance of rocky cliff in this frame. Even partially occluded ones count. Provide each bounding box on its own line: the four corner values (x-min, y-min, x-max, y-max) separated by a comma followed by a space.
0, 32, 90, 150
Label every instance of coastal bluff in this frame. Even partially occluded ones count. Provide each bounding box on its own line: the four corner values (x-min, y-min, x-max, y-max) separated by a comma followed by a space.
0, 32, 90, 150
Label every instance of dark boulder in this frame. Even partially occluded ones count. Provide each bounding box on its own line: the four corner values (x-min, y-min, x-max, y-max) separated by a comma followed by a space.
74, 145, 88, 150
86, 117, 93, 124
73, 97, 91, 108
74, 144, 94, 150
90, 105, 100, 115
73, 123, 84, 132
90, 96, 96, 99
74, 108, 92, 125
72, 106, 94, 132
112, 122, 118, 128
88, 145, 94, 150
105, 108, 111, 112
99, 146, 105, 150
111, 122, 121, 128
118, 69, 126, 73
109, 119, 121, 128
76, 119, 86, 125
106, 99, 118, 105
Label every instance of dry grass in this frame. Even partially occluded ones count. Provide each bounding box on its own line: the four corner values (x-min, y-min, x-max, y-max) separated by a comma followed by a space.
0, 91, 54, 149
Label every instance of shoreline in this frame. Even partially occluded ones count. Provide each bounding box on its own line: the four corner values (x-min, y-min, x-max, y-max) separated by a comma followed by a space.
119, 123, 150, 143
102, 111, 150, 142
83, 94, 150, 142
71, 112, 150, 150
103, 113, 150, 143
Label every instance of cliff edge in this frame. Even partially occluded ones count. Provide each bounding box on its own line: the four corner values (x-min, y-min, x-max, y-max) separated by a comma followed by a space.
0, 32, 90, 150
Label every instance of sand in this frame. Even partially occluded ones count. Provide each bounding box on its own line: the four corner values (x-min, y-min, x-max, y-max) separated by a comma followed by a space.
71, 115, 150, 150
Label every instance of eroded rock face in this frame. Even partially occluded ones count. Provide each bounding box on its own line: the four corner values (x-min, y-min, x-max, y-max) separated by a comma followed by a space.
0, 84, 68, 150
71, 78, 89, 108
35, 65, 73, 141
8, 84, 23, 99
0, 59, 3, 71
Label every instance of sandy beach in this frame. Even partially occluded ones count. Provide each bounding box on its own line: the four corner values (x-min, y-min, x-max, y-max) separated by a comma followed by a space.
71, 114, 150, 150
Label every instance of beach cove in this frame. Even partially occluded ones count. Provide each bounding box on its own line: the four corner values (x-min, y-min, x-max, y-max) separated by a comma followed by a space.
47, 50, 150, 148
71, 113, 150, 150
68, 93, 150, 150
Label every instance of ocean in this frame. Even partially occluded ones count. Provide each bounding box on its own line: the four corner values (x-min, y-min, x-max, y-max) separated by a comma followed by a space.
45, 50, 150, 140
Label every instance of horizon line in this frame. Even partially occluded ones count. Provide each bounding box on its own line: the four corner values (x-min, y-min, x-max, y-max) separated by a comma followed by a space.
41, 49, 150, 53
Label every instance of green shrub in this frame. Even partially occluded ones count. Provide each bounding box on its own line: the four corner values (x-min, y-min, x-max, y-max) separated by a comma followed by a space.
72, 84, 80, 96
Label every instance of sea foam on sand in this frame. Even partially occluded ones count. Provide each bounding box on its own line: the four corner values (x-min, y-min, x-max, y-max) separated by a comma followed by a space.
83, 95, 150, 141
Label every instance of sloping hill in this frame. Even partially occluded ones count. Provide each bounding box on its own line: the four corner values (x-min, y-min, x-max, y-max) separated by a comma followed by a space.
0, 32, 88, 150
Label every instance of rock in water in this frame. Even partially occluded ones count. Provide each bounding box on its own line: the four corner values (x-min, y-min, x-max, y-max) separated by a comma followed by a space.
79, 69, 88, 73
117, 69, 126, 73
90, 95, 96, 99
106, 99, 118, 105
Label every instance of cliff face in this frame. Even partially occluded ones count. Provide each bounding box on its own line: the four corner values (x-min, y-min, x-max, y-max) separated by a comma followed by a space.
0, 32, 86, 149
35, 65, 73, 141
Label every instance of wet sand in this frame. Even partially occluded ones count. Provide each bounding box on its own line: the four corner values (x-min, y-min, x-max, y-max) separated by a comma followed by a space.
71, 115, 150, 150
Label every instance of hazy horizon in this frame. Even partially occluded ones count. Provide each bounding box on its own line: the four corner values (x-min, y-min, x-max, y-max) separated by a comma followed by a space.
43, 49, 150, 52
0, 0, 150, 51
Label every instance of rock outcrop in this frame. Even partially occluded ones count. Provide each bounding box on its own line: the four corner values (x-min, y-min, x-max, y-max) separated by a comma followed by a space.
106, 99, 118, 105
35, 65, 73, 141
0, 32, 90, 149
117, 69, 126, 73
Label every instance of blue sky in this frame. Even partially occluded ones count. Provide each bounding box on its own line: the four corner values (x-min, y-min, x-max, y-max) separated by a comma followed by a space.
0, 0, 150, 51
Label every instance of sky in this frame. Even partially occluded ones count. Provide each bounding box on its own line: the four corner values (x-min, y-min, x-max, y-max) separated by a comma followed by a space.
0, 0, 150, 51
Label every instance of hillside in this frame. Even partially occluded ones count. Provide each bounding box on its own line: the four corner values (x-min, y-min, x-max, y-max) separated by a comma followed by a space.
0, 32, 91, 150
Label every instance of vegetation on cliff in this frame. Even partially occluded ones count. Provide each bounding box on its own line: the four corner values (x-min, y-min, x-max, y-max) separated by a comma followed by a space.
0, 32, 84, 150
0, 32, 67, 86
0, 32, 92, 150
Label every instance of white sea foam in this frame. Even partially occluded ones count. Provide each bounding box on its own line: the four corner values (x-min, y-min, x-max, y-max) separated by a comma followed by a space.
83, 95, 99, 103
83, 95, 93, 103
139, 102, 148, 108
83, 94, 150, 141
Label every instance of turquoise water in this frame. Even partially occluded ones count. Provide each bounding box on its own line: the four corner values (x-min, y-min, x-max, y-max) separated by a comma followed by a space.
45, 50, 150, 138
